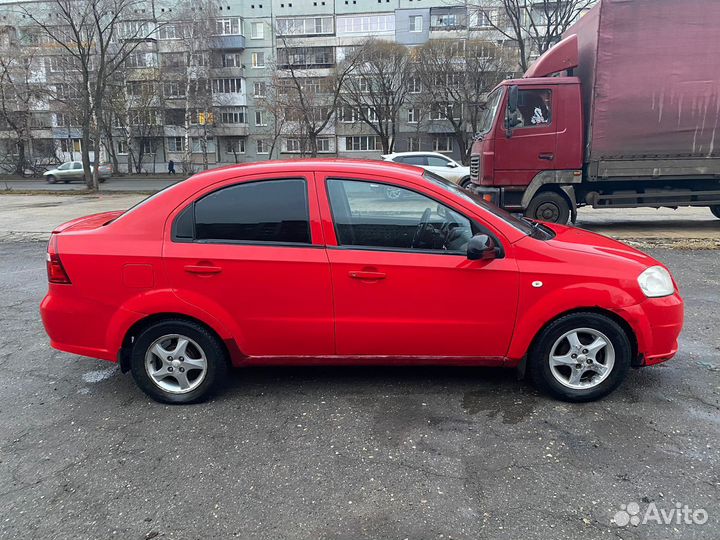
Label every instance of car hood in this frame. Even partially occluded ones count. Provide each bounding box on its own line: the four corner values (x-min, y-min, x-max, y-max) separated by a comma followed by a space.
541, 223, 659, 268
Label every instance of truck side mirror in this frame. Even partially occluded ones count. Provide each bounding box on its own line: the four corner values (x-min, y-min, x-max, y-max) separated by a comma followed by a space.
508, 85, 519, 113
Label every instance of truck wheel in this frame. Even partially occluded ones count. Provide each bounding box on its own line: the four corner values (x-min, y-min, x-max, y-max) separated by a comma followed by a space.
710, 206, 720, 219
525, 191, 570, 224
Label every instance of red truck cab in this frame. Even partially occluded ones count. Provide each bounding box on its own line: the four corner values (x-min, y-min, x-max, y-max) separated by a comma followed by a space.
470, 35, 584, 223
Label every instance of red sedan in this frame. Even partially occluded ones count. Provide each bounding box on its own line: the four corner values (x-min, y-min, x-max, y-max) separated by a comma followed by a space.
40, 160, 683, 404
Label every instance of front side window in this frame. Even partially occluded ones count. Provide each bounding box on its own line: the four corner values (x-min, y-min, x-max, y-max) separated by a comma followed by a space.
327, 179, 475, 253
191, 179, 310, 244
513, 89, 552, 128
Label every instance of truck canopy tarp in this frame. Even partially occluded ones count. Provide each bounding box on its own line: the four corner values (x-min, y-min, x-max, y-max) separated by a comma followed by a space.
567, 0, 720, 161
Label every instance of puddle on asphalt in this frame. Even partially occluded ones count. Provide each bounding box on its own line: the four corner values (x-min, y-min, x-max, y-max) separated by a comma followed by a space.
461, 389, 536, 425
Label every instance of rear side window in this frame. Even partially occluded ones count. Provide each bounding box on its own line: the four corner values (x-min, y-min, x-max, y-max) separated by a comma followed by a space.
397, 155, 427, 166
181, 179, 310, 244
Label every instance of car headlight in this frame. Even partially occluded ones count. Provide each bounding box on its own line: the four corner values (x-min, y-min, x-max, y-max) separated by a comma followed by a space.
637, 266, 674, 298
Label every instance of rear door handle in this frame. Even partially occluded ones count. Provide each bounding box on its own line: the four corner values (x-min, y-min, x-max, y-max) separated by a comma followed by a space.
184, 264, 222, 275
349, 270, 386, 280
538, 152, 555, 161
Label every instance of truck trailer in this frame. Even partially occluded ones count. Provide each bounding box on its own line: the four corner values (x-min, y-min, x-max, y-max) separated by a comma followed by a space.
469, 0, 720, 223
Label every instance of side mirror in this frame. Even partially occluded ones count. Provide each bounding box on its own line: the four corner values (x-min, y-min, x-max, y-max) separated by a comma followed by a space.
447, 162, 458, 168
467, 234, 498, 261
507, 85, 519, 113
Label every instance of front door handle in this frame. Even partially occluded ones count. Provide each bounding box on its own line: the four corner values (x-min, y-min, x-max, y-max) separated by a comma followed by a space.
184, 264, 222, 275
538, 152, 555, 161
349, 270, 386, 280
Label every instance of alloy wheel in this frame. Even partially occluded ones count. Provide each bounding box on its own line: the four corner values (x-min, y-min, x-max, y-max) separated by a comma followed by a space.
548, 328, 615, 390
144, 334, 208, 394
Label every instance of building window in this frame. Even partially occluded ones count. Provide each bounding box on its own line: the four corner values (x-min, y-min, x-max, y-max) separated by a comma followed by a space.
285, 138, 303, 153
250, 21, 264, 39
214, 17, 242, 36
407, 137, 420, 152
54, 113, 69, 127
409, 78, 421, 94
222, 52, 242, 67
212, 78, 243, 93
163, 82, 186, 98
317, 137, 332, 153
255, 109, 266, 126
161, 52, 186, 68
256, 139, 269, 154
253, 81, 266, 97
336, 14, 394, 34
407, 108, 419, 123
345, 136, 381, 151
251, 52, 265, 68
191, 137, 216, 153
158, 24, 179, 40
226, 137, 246, 153
167, 137, 184, 152
220, 107, 247, 124
433, 135, 453, 152
59, 138, 83, 153
473, 10, 494, 28
276, 17, 334, 36
409, 15, 423, 33
125, 52, 155, 68
117, 140, 128, 154
277, 47, 334, 69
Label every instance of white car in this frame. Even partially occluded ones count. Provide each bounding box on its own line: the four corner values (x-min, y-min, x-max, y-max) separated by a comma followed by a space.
381, 152, 471, 188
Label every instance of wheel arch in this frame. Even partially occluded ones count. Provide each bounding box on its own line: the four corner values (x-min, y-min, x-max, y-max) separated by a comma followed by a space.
516, 307, 639, 374
118, 313, 241, 373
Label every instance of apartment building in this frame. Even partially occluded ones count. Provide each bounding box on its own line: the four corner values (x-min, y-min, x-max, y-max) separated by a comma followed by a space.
0, 0, 515, 172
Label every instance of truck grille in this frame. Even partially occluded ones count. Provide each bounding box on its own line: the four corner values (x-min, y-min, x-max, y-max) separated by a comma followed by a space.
470, 156, 480, 181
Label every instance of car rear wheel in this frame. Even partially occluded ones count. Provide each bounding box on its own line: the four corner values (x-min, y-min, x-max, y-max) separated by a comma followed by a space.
528, 312, 631, 402
525, 191, 570, 224
46, 175, 57, 184
710, 205, 720, 219
130, 319, 228, 404
460, 177, 471, 189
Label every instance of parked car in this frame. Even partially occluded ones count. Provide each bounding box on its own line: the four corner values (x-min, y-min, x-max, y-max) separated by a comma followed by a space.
44, 161, 112, 184
41, 160, 683, 404
382, 152, 472, 188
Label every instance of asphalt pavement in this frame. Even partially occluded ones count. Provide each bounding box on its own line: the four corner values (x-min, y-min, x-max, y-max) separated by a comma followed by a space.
0, 241, 718, 539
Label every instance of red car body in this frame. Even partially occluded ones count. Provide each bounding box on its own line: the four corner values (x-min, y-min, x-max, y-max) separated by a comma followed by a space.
40, 160, 683, 401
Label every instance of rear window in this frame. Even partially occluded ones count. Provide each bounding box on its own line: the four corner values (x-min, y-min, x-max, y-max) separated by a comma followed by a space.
192, 179, 310, 244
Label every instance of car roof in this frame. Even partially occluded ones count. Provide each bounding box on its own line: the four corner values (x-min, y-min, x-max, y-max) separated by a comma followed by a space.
382, 152, 453, 159
181, 158, 425, 187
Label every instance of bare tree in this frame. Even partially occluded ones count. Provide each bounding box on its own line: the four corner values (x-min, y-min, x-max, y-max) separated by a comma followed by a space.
415, 39, 510, 163
469, 0, 595, 72
340, 40, 410, 155
271, 31, 361, 156
22, 0, 156, 189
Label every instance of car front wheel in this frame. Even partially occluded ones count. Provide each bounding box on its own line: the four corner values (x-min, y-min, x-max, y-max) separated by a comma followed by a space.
710, 205, 720, 219
130, 319, 228, 404
528, 312, 631, 402
46, 175, 57, 184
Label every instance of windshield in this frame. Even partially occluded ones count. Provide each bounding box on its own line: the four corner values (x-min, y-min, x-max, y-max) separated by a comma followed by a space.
476, 86, 504, 136
422, 171, 535, 236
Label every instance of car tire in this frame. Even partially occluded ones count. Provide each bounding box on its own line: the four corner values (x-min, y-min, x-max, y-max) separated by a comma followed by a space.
99, 177, 107, 184
528, 312, 631, 402
130, 319, 229, 404
46, 175, 57, 184
63, 179, 70, 184
525, 191, 570, 224
710, 205, 720, 219
460, 177, 472, 189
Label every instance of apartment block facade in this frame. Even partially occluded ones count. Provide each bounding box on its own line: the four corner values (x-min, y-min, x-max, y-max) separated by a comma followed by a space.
0, 0, 514, 172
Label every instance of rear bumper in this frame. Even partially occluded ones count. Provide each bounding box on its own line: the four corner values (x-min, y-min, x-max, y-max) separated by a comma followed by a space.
615, 292, 684, 366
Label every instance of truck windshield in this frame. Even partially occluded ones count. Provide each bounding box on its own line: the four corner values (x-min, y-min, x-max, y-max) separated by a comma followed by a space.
476, 87, 503, 136
422, 171, 536, 236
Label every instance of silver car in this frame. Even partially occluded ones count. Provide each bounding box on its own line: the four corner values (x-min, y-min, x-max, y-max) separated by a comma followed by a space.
44, 161, 112, 184
381, 152, 471, 188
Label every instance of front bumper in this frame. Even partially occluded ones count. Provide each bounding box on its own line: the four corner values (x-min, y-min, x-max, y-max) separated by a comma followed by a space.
615, 291, 684, 366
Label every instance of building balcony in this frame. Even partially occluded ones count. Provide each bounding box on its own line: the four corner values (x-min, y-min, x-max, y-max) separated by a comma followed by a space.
210, 35, 245, 50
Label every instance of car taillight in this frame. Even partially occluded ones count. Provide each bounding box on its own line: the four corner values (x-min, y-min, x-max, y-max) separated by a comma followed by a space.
46, 235, 71, 284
